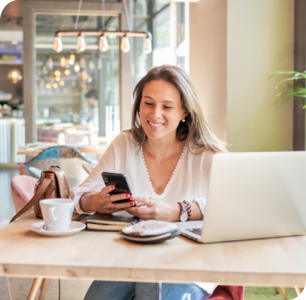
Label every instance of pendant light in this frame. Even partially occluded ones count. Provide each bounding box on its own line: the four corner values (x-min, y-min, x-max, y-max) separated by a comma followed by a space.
74, 63, 80, 72
54, 70, 61, 77
47, 56, 53, 69
143, 37, 152, 54
69, 53, 75, 65
7, 69, 22, 84
60, 56, 66, 67
121, 35, 130, 53
89, 59, 95, 70
54, 35, 63, 52
99, 35, 108, 52
77, 34, 86, 52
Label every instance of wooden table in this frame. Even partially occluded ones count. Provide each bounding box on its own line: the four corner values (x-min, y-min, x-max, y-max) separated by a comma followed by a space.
1, 214, 306, 288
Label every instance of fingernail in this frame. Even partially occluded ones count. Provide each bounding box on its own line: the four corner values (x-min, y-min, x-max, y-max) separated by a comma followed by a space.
125, 194, 130, 198
130, 202, 134, 206
130, 195, 134, 200
111, 185, 115, 189
122, 208, 125, 210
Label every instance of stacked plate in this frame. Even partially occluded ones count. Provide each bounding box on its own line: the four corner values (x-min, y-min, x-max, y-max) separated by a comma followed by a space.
121, 220, 180, 244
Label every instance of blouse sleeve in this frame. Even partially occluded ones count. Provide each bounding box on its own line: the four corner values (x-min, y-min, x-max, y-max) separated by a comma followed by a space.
192, 150, 214, 216
70, 133, 124, 214
192, 198, 207, 216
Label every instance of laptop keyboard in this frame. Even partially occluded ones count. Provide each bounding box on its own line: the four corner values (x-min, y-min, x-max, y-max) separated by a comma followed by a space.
186, 228, 202, 236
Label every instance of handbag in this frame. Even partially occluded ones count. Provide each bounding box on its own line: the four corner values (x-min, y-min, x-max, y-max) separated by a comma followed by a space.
10, 166, 70, 223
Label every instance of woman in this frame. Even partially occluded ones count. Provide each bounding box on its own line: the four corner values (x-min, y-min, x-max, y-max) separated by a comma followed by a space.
71, 65, 227, 300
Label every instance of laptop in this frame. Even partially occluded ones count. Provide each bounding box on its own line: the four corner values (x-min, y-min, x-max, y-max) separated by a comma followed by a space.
177, 151, 306, 243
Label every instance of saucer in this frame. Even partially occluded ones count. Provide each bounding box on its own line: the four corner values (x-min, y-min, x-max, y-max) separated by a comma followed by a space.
30, 221, 86, 237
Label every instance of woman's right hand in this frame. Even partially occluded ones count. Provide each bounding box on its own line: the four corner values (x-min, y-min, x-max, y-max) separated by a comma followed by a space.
79, 185, 135, 214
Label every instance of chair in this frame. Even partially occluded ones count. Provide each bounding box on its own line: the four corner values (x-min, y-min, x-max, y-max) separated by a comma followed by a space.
210, 285, 244, 300
11, 175, 37, 216
19, 145, 94, 189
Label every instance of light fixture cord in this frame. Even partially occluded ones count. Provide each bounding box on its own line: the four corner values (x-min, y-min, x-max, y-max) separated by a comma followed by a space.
75, 0, 83, 30
101, 0, 105, 30
122, 0, 132, 32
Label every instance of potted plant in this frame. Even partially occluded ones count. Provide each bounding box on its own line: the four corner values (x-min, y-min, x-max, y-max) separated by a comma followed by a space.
269, 71, 306, 108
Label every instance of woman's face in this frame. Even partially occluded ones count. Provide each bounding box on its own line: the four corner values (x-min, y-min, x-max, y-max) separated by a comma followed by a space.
139, 80, 187, 143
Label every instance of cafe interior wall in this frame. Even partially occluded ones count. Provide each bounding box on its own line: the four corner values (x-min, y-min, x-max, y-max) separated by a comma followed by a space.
0, 0, 23, 110
189, 0, 294, 152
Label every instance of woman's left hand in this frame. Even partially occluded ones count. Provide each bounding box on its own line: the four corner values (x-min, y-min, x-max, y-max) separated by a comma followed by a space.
126, 196, 180, 222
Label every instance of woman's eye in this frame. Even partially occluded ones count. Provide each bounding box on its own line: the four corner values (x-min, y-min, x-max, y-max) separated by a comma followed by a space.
164, 106, 173, 109
144, 102, 153, 106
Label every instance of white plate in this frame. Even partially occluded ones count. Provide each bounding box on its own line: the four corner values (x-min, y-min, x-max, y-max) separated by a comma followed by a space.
30, 221, 86, 237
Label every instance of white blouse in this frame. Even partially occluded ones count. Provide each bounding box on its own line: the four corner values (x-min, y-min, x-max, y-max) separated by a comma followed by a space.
71, 131, 218, 294
71, 131, 214, 215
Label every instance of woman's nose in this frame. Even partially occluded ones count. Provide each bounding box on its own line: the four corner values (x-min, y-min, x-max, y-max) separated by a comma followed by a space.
151, 106, 161, 118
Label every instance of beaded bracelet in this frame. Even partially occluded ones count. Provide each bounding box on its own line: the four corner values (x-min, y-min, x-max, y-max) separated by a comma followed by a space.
183, 200, 192, 218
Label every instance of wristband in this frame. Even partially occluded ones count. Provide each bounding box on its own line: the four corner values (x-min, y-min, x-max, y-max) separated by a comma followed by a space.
183, 200, 192, 218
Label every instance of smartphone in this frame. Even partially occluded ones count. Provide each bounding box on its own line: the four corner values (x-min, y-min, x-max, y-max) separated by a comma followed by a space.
101, 172, 133, 203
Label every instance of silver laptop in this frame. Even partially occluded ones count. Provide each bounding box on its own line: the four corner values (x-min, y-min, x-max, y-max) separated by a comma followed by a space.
177, 151, 306, 243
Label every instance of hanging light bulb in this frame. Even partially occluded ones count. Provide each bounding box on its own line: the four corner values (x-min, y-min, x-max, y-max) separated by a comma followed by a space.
121, 35, 130, 53
7, 69, 22, 84
59, 80, 65, 87
60, 56, 66, 67
64, 69, 70, 76
42, 65, 48, 75
89, 59, 95, 70
47, 56, 53, 69
99, 35, 108, 52
45, 83, 51, 89
77, 34, 86, 52
74, 62, 80, 72
54, 35, 63, 53
96, 58, 102, 69
69, 53, 75, 65
53, 82, 58, 88
54, 70, 61, 77
143, 37, 152, 54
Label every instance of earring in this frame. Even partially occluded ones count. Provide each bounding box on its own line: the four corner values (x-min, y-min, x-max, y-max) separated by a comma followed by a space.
182, 119, 185, 122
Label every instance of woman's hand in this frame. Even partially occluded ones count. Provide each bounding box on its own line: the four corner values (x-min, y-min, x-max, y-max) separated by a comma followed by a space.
126, 196, 181, 222
79, 185, 135, 214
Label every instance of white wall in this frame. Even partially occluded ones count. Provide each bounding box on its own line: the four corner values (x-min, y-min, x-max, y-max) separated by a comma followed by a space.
190, 0, 294, 151
189, 0, 227, 142
227, 0, 294, 151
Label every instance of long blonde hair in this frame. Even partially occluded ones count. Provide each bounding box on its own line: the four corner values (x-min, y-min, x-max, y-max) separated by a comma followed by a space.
131, 65, 227, 153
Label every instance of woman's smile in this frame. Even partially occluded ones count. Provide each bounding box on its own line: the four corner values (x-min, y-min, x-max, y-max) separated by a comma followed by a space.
148, 120, 164, 129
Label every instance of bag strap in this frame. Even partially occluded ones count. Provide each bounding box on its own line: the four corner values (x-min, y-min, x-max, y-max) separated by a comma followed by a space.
10, 178, 52, 223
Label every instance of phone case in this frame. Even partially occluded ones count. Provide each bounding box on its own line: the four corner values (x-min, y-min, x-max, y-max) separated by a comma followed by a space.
102, 172, 133, 203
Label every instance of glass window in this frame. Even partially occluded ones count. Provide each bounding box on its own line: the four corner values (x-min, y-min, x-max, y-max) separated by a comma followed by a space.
132, 0, 189, 86
35, 13, 120, 145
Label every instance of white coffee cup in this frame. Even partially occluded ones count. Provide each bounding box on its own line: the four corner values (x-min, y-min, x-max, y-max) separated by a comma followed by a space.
40, 199, 75, 231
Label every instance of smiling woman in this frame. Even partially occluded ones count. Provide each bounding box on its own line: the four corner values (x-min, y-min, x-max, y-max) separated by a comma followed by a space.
70, 65, 227, 300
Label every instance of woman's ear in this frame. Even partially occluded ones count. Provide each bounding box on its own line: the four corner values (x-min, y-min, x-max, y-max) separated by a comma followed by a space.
182, 110, 189, 120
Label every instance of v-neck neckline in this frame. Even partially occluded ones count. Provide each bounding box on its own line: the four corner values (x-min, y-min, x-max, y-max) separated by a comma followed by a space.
141, 144, 186, 197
